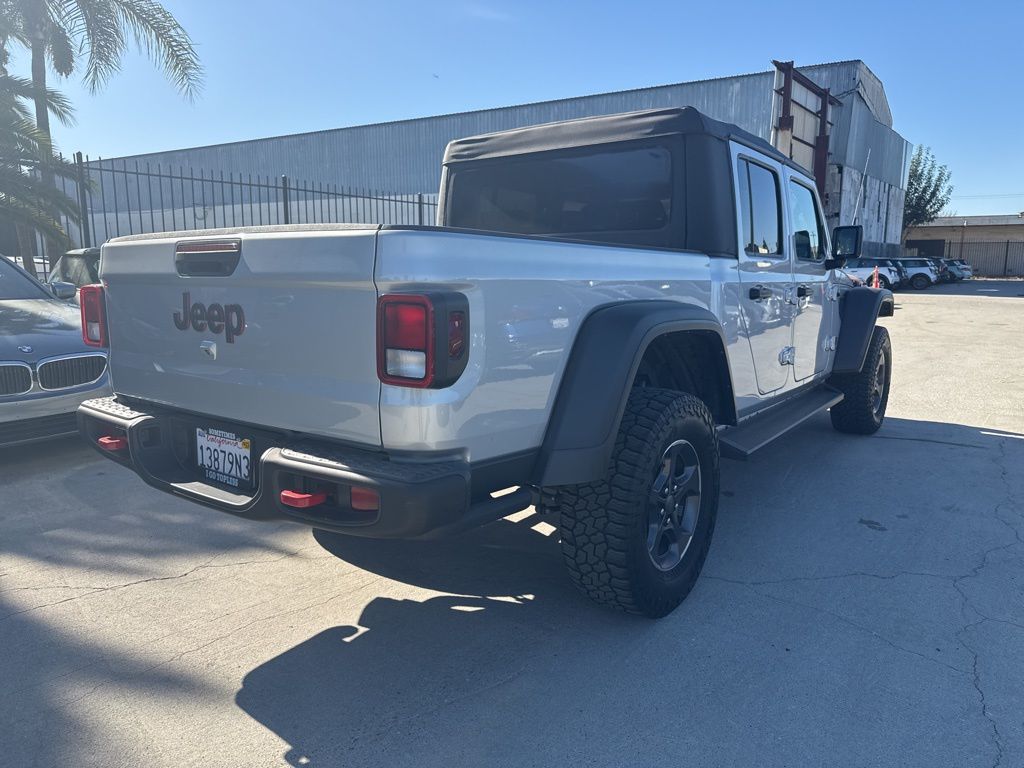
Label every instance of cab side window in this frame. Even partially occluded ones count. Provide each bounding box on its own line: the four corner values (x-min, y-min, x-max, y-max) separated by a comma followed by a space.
737, 159, 782, 256
788, 181, 827, 261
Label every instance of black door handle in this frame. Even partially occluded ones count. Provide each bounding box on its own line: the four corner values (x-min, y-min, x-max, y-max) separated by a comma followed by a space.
796, 284, 810, 298
749, 285, 772, 300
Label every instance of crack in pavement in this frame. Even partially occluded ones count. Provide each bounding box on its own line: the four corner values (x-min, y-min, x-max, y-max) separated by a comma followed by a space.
705, 576, 967, 676
706, 570, 951, 587
872, 435, 986, 450
0, 545, 329, 621
711, 434, 1024, 768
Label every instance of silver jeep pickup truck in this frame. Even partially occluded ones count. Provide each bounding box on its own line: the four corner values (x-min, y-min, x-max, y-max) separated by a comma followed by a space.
78, 107, 894, 617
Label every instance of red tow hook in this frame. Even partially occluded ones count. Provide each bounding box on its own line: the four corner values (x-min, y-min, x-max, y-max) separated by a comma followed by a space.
97, 435, 128, 452
280, 490, 327, 509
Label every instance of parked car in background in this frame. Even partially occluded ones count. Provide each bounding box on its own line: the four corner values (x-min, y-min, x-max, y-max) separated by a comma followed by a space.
46, 248, 101, 301
943, 259, 971, 280
865, 258, 909, 288
927, 258, 953, 283
895, 257, 940, 290
841, 257, 900, 290
0, 254, 111, 447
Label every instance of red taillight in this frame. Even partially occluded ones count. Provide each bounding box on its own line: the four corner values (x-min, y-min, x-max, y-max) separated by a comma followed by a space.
377, 294, 434, 387
383, 301, 429, 351
80, 284, 107, 347
377, 293, 469, 389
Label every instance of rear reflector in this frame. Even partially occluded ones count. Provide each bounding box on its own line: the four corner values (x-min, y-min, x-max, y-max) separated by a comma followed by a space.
97, 435, 127, 452
448, 311, 466, 359
350, 486, 380, 511
80, 284, 107, 347
280, 490, 327, 509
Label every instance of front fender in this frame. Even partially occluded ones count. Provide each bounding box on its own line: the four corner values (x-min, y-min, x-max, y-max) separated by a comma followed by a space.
832, 286, 894, 374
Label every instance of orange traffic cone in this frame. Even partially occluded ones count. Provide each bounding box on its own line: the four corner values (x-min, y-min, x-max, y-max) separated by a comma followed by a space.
872, 266, 879, 288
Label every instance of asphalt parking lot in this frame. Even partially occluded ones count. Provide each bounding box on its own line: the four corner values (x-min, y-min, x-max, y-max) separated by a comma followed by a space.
3, 280, 1023, 768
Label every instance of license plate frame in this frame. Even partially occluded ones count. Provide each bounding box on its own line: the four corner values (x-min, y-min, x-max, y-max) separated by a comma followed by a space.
195, 427, 252, 492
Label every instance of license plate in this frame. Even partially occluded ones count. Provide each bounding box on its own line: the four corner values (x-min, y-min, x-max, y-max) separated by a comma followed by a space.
196, 428, 252, 490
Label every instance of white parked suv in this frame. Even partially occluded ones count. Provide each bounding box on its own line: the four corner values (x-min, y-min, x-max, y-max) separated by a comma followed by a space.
895, 257, 941, 290
841, 258, 900, 290
77, 107, 896, 618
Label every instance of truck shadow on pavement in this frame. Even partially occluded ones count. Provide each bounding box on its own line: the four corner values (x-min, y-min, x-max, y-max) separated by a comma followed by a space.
238, 518, 622, 767
235, 415, 1024, 767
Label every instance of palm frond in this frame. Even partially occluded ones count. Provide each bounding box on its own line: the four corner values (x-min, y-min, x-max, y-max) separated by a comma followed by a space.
53, 0, 127, 92
107, 0, 202, 99
0, 73, 76, 126
45, 15, 76, 76
0, 68, 80, 248
0, 191, 72, 247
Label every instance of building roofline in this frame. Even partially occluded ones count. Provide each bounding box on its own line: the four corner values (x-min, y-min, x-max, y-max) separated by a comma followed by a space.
89, 59, 861, 164
914, 214, 1024, 227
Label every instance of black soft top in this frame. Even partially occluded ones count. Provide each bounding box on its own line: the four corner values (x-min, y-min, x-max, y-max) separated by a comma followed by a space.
443, 106, 803, 174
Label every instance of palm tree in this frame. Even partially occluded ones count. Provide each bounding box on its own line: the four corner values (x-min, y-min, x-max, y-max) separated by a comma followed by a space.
9, 0, 202, 145
3, 0, 202, 264
0, 71, 79, 273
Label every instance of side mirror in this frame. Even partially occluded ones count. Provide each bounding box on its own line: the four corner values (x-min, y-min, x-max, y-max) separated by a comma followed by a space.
50, 281, 77, 300
832, 225, 863, 260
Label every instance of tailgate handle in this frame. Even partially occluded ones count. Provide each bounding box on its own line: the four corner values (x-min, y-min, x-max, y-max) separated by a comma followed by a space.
175, 239, 242, 277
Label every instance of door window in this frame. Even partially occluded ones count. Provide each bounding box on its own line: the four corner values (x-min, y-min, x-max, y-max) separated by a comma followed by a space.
737, 159, 782, 256
788, 181, 827, 262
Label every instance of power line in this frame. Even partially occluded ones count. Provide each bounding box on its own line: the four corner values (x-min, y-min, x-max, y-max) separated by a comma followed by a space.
951, 193, 1024, 199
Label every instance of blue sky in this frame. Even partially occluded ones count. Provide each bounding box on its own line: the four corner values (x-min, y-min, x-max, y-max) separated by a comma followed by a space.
12, 0, 1024, 215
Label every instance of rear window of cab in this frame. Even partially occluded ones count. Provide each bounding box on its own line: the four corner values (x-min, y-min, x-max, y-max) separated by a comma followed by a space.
445, 140, 679, 248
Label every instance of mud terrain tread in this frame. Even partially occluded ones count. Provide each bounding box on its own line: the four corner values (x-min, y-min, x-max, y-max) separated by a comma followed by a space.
558, 388, 718, 617
829, 326, 891, 435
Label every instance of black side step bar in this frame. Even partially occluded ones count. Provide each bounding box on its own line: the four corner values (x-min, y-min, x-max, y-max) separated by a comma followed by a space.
718, 387, 843, 460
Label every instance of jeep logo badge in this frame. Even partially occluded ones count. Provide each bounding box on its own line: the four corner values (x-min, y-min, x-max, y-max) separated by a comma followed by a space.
173, 292, 245, 343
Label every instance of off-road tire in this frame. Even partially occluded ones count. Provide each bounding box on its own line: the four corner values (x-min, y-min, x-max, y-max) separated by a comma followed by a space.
876, 275, 891, 290
558, 388, 719, 618
911, 273, 930, 290
829, 326, 891, 435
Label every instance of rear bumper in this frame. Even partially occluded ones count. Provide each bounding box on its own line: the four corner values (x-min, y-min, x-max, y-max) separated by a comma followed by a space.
77, 396, 475, 538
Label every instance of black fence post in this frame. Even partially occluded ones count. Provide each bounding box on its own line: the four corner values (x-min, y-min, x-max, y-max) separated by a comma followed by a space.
1005, 240, 1011, 277
74, 152, 92, 248
281, 175, 290, 224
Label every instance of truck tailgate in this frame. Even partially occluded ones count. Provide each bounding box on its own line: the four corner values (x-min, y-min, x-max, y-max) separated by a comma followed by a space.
101, 227, 381, 446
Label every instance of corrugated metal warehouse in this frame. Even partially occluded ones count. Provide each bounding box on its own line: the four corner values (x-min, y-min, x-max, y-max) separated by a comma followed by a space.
88, 59, 911, 256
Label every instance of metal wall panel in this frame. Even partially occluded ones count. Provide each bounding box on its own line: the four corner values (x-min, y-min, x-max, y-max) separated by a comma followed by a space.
89, 72, 780, 195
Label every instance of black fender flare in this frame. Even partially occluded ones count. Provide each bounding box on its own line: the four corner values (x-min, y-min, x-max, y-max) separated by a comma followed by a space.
534, 300, 735, 487
832, 286, 894, 374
